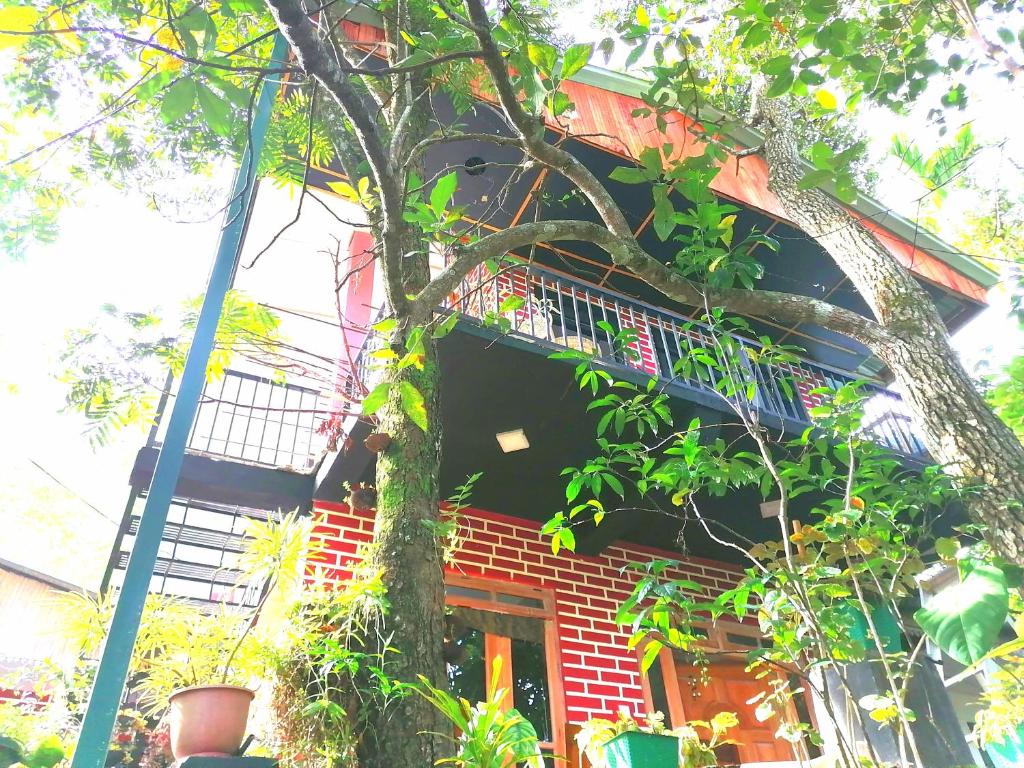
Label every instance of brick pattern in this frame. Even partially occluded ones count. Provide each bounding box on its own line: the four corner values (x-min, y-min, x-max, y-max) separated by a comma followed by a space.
308, 502, 742, 724
779, 362, 827, 416
616, 307, 659, 376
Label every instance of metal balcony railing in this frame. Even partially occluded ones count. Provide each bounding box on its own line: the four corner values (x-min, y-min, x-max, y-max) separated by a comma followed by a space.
149, 369, 334, 470
442, 260, 928, 458
187, 370, 333, 469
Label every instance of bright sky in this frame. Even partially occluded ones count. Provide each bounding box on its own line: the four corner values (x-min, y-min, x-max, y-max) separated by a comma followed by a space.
1, 16, 1022, 588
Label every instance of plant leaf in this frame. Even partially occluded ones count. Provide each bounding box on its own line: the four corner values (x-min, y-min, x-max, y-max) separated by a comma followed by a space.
429, 171, 458, 214
361, 381, 391, 416
914, 564, 1009, 665
160, 78, 197, 123
399, 380, 428, 431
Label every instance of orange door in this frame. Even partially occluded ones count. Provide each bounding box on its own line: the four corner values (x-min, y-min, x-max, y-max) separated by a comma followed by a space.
676, 662, 798, 764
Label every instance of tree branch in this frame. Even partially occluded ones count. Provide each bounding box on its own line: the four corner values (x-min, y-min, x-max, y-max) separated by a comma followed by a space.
266, 0, 409, 314
410, 219, 891, 349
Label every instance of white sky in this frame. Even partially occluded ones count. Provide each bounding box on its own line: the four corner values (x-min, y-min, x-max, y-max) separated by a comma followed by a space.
1, 19, 1022, 586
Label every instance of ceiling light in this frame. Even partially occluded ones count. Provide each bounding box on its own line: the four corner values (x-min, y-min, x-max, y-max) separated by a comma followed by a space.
496, 429, 530, 453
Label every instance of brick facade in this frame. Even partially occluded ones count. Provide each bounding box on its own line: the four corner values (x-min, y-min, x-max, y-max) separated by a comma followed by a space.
308, 501, 743, 724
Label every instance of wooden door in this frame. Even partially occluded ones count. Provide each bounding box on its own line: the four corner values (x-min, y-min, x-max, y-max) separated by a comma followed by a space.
676, 661, 798, 765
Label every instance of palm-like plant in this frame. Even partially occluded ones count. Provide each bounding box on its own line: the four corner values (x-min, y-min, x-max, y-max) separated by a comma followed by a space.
414, 657, 544, 768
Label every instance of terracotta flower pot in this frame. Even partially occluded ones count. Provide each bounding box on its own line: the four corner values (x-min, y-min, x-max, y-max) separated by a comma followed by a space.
167, 684, 255, 759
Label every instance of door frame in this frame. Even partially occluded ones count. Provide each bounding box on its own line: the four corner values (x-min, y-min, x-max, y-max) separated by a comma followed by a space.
638, 620, 815, 765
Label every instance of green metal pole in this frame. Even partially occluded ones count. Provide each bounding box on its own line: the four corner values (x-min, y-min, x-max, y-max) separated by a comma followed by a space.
71, 35, 289, 768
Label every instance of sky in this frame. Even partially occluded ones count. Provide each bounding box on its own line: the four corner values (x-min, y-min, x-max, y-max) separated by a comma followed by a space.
1, 14, 1022, 588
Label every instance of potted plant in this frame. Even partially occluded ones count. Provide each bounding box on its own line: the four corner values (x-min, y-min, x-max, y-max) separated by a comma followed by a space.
135, 510, 312, 760
576, 709, 736, 768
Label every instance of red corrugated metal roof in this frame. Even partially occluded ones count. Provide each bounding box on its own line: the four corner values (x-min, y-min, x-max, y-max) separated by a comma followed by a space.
337, 21, 987, 303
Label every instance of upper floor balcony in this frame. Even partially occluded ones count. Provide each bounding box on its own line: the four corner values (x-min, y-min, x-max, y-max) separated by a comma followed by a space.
440, 258, 928, 459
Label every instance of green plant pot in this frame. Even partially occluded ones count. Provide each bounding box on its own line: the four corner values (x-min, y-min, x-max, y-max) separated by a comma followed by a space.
842, 601, 902, 653
604, 731, 679, 768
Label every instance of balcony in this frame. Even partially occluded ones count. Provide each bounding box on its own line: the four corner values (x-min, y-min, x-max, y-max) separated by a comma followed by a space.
442, 259, 927, 458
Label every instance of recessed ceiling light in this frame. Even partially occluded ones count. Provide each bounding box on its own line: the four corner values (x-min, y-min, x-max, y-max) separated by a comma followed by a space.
496, 428, 530, 453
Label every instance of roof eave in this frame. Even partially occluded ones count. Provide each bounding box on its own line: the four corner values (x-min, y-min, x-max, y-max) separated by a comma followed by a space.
568, 65, 998, 291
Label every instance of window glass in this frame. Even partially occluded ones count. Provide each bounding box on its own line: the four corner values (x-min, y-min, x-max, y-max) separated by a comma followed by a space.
447, 627, 486, 705
646, 653, 672, 726
510, 636, 552, 744
446, 584, 491, 602
496, 592, 545, 609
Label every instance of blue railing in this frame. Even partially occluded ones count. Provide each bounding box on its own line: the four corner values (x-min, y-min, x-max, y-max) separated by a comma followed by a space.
442, 260, 927, 458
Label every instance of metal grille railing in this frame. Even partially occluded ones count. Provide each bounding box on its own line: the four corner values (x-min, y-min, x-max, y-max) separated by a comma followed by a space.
108, 497, 273, 607
442, 260, 927, 458
180, 370, 332, 469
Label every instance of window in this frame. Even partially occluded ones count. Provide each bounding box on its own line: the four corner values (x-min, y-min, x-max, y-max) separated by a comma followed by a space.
444, 576, 564, 761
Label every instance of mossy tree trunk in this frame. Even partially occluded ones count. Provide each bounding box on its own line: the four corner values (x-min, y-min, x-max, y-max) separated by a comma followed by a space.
756, 93, 1024, 560
359, 322, 448, 768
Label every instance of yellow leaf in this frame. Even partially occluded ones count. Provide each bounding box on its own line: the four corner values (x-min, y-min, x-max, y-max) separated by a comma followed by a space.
636, 5, 649, 26
327, 180, 360, 202
855, 537, 875, 555
0, 6, 40, 50
815, 89, 838, 110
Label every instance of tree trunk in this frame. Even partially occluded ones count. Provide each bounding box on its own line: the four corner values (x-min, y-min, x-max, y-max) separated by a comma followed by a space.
756, 95, 1024, 560
359, 326, 447, 768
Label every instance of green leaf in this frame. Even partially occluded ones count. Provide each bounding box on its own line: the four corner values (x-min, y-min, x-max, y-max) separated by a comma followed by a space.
196, 82, 232, 136
561, 43, 593, 79
361, 381, 391, 416
429, 171, 458, 214
558, 526, 576, 552
399, 380, 428, 431
914, 564, 1009, 665
640, 639, 662, 671
762, 55, 794, 77
160, 78, 197, 123
609, 166, 649, 184
499, 294, 526, 313
432, 312, 459, 339
526, 42, 557, 76
934, 536, 959, 559
25, 737, 64, 768
765, 70, 795, 98
134, 71, 175, 102
0, 736, 24, 768
652, 185, 675, 241
505, 710, 543, 765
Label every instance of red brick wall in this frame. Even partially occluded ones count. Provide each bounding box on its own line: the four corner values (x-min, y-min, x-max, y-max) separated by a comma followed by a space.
308, 501, 742, 724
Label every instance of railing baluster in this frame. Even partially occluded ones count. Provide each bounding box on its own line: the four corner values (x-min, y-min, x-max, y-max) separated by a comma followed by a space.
583, 287, 598, 354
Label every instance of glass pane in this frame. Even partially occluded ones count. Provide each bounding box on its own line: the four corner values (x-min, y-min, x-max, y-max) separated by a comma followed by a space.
510, 636, 552, 744
646, 654, 672, 726
446, 584, 491, 602
496, 592, 545, 609
447, 627, 486, 704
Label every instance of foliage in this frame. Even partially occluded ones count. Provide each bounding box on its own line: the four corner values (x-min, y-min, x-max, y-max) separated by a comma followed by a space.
414, 657, 543, 768
973, 597, 1024, 748
59, 290, 280, 446
268, 564, 405, 768
53, 509, 310, 717
546, 311, 1019, 766
0, 734, 64, 768
988, 351, 1024, 443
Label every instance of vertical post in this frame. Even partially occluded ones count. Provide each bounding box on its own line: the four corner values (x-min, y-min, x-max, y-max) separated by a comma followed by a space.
71, 35, 289, 768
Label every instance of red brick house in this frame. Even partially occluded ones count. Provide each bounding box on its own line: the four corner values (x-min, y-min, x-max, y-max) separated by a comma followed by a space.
107, 18, 999, 766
